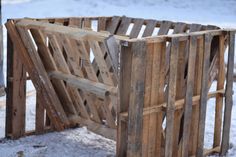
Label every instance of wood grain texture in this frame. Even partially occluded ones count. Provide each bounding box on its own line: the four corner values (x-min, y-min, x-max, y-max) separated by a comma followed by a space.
196, 33, 212, 157
127, 41, 147, 157
165, 37, 179, 157
220, 31, 235, 156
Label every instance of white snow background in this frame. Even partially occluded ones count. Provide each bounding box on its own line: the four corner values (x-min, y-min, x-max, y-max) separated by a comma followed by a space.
1, 0, 236, 156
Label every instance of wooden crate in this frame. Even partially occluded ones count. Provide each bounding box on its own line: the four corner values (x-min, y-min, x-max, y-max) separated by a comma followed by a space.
5, 16, 235, 157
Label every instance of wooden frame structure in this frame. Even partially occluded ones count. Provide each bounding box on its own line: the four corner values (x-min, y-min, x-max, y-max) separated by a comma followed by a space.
5, 16, 235, 157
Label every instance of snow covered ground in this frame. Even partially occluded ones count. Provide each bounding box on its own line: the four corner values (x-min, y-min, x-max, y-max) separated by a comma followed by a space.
1, 0, 236, 156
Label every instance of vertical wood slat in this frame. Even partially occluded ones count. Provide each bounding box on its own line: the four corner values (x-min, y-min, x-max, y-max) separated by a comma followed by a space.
127, 41, 147, 157
187, 25, 203, 155
147, 41, 166, 157
106, 16, 121, 34
181, 36, 197, 157
98, 17, 108, 31
213, 34, 225, 147
220, 31, 235, 156
35, 93, 45, 134
142, 20, 157, 37
116, 16, 132, 36
142, 41, 154, 157
165, 37, 179, 157
158, 21, 172, 35
189, 36, 204, 155
117, 43, 133, 157
6, 31, 27, 139
6, 21, 67, 130
172, 39, 188, 157
130, 19, 144, 38
196, 33, 212, 157
68, 18, 82, 28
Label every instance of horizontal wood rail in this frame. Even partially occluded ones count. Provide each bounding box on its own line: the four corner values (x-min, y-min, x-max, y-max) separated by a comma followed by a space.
120, 89, 225, 120
15, 19, 130, 42
48, 71, 117, 98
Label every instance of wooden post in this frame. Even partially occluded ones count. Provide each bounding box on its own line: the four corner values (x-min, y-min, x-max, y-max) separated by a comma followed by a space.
127, 41, 147, 157
220, 31, 235, 156
0, 0, 5, 96
5, 27, 27, 139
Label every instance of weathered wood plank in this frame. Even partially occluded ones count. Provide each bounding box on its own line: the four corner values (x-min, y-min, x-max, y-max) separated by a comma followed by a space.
181, 36, 197, 157
106, 16, 121, 34
142, 20, 157, 37
68, 18, 82, 28
148, 41, 165, 157
213, 34, 225, 147
117, 42, 133, 157
142, 41, 154, 157
158, 21, 172, 35
48, 71, 117, 98
116, 16, 132, 36
196, 33, 212, 157
127, 41, 146, 157
130, 19, 144, 38
98, 17, 108, 31
165, 37, 179, 157
220, 31, 235, 156
36, 93, 45, 134
6, 30, 26, 139
104, 35, 119, 76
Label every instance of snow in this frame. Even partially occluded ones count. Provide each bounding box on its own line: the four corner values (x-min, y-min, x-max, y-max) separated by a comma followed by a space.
1, 0, 236, 156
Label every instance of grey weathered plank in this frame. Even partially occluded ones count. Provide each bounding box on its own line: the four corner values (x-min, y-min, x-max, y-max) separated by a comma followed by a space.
117, 42, 133, 157
213, 34, 225, 147
220, 31, 235, 156
130, 19, 144, 38
127, 41, 147, 157
181, 36, 197, 157
196, 33, 212, 157
116, 16, 132, 36
142, 20, 157, 37
165, 37, 179, 157
106, 16, 121, 34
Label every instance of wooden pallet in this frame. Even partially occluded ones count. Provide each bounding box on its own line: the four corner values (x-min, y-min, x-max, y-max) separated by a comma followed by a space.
5, 16, 235, 157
